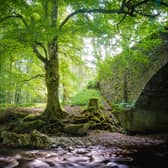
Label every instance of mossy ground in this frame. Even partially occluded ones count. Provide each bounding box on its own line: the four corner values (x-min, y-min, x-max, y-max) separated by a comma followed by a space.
1, 130, 52, 148
0, 101, 121, 148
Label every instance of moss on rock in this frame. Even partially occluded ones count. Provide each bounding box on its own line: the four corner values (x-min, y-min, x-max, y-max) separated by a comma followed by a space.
8, 119, 46, 133
30, 130, 52, 148
1, 130, 52, 148
64, 123, 90, 136
23, 113, 44, 122
20, 120, 46, 133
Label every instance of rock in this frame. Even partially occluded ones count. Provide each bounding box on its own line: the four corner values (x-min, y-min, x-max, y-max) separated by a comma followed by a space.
64, 123, 90, 136
29, 159, 50, 168
1, 130, 52, 148
0, 157, 19, 168
17, 120, 46, 133
106, 162, 118, 167
1, 130, 30, 146
75, 148, 89, 154
30, 130, 52, 148
23, 113, 43, 122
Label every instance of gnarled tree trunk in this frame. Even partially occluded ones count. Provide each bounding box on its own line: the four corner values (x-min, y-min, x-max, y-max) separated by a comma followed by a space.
44, 60, 62, 120
43, 39, 63, 120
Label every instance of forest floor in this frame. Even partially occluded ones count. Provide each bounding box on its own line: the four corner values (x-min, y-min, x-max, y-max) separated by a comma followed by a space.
3, 105, 108, 115
0, 106, 168, 167
0, 130, 168, 168
1, 106, 168, 149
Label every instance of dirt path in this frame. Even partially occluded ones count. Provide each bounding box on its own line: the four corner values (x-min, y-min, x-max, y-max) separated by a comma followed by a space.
3, 104, 111, 115
87, 130, 168, 149
50, 130, 168, 150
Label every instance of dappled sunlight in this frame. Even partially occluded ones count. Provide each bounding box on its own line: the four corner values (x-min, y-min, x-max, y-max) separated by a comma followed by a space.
0, 0, 168, 167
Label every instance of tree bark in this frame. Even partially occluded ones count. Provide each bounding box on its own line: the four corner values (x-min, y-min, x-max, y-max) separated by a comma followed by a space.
62, 83, 68, 105
88, 98, 99, 111
15, 86, 21, 104
43, 38, 64, 120
44, 58, 63, 120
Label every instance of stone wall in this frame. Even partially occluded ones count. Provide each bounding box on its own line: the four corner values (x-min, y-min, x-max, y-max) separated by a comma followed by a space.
100, 32, 168, 104
126, 62, 168, 132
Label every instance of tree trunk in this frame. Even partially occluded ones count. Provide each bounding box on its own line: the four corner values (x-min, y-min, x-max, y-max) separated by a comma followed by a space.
44, 58, 63, 120
33, 37, 65, 120
7, 55, 13, 104
62, 83, 69, 105
15, 86, 21, 105
123, 71, 128, 103
45, 43, 63, 120
88, 98, 99, 110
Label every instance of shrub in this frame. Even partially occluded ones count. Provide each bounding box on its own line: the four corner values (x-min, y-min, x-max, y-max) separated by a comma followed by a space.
71, 89, 102, 106
87, 80, 99, 89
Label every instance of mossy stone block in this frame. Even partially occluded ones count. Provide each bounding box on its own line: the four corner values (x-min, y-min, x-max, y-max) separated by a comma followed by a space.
1, 130, 52, 148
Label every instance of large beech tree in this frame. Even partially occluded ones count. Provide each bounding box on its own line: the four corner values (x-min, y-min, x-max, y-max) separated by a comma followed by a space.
0, 0, 167, 120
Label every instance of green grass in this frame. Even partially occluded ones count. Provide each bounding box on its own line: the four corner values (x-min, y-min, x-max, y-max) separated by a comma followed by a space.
70, 89, 102, 106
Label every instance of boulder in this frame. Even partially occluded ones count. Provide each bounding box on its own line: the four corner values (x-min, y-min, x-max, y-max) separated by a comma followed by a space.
1, 130, 52, 148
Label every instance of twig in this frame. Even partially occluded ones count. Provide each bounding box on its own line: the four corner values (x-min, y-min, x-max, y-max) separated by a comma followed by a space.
23, 74, 45, 82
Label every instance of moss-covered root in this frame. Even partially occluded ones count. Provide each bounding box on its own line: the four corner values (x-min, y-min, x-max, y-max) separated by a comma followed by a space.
64, 98, 120, 132
6, 112, 65, 134
1, 130, 52, 148
64, 123, 90, 136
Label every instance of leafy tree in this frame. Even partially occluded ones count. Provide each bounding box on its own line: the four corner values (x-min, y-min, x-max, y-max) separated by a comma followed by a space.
0, 0, 167, 120
0, 39, 45, 104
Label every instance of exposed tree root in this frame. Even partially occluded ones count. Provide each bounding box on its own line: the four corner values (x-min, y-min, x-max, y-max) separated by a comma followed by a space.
63, 98, 121, 135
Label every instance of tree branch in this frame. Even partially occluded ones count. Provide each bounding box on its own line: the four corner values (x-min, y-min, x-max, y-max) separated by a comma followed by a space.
59, 0, 165, 31
59, 8, 125, 30
160, 1, 168, 7
117, 13, 127, 29
0, 13, 28, 27
136, 11, 160, 17
51, 0, 58, 26
121, 0, 127, 10
35, 41, 48, 59
133, 0, 150, 7
23, 74, 45, 82
32, 45, 47, 63
43, 1, 49, 17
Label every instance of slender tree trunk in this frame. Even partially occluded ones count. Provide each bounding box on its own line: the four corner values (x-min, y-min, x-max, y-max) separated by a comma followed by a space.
7, 55, 13, 104
62, 83, 69, 105
123, 71, 128, 103
15, 86, 21, 104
